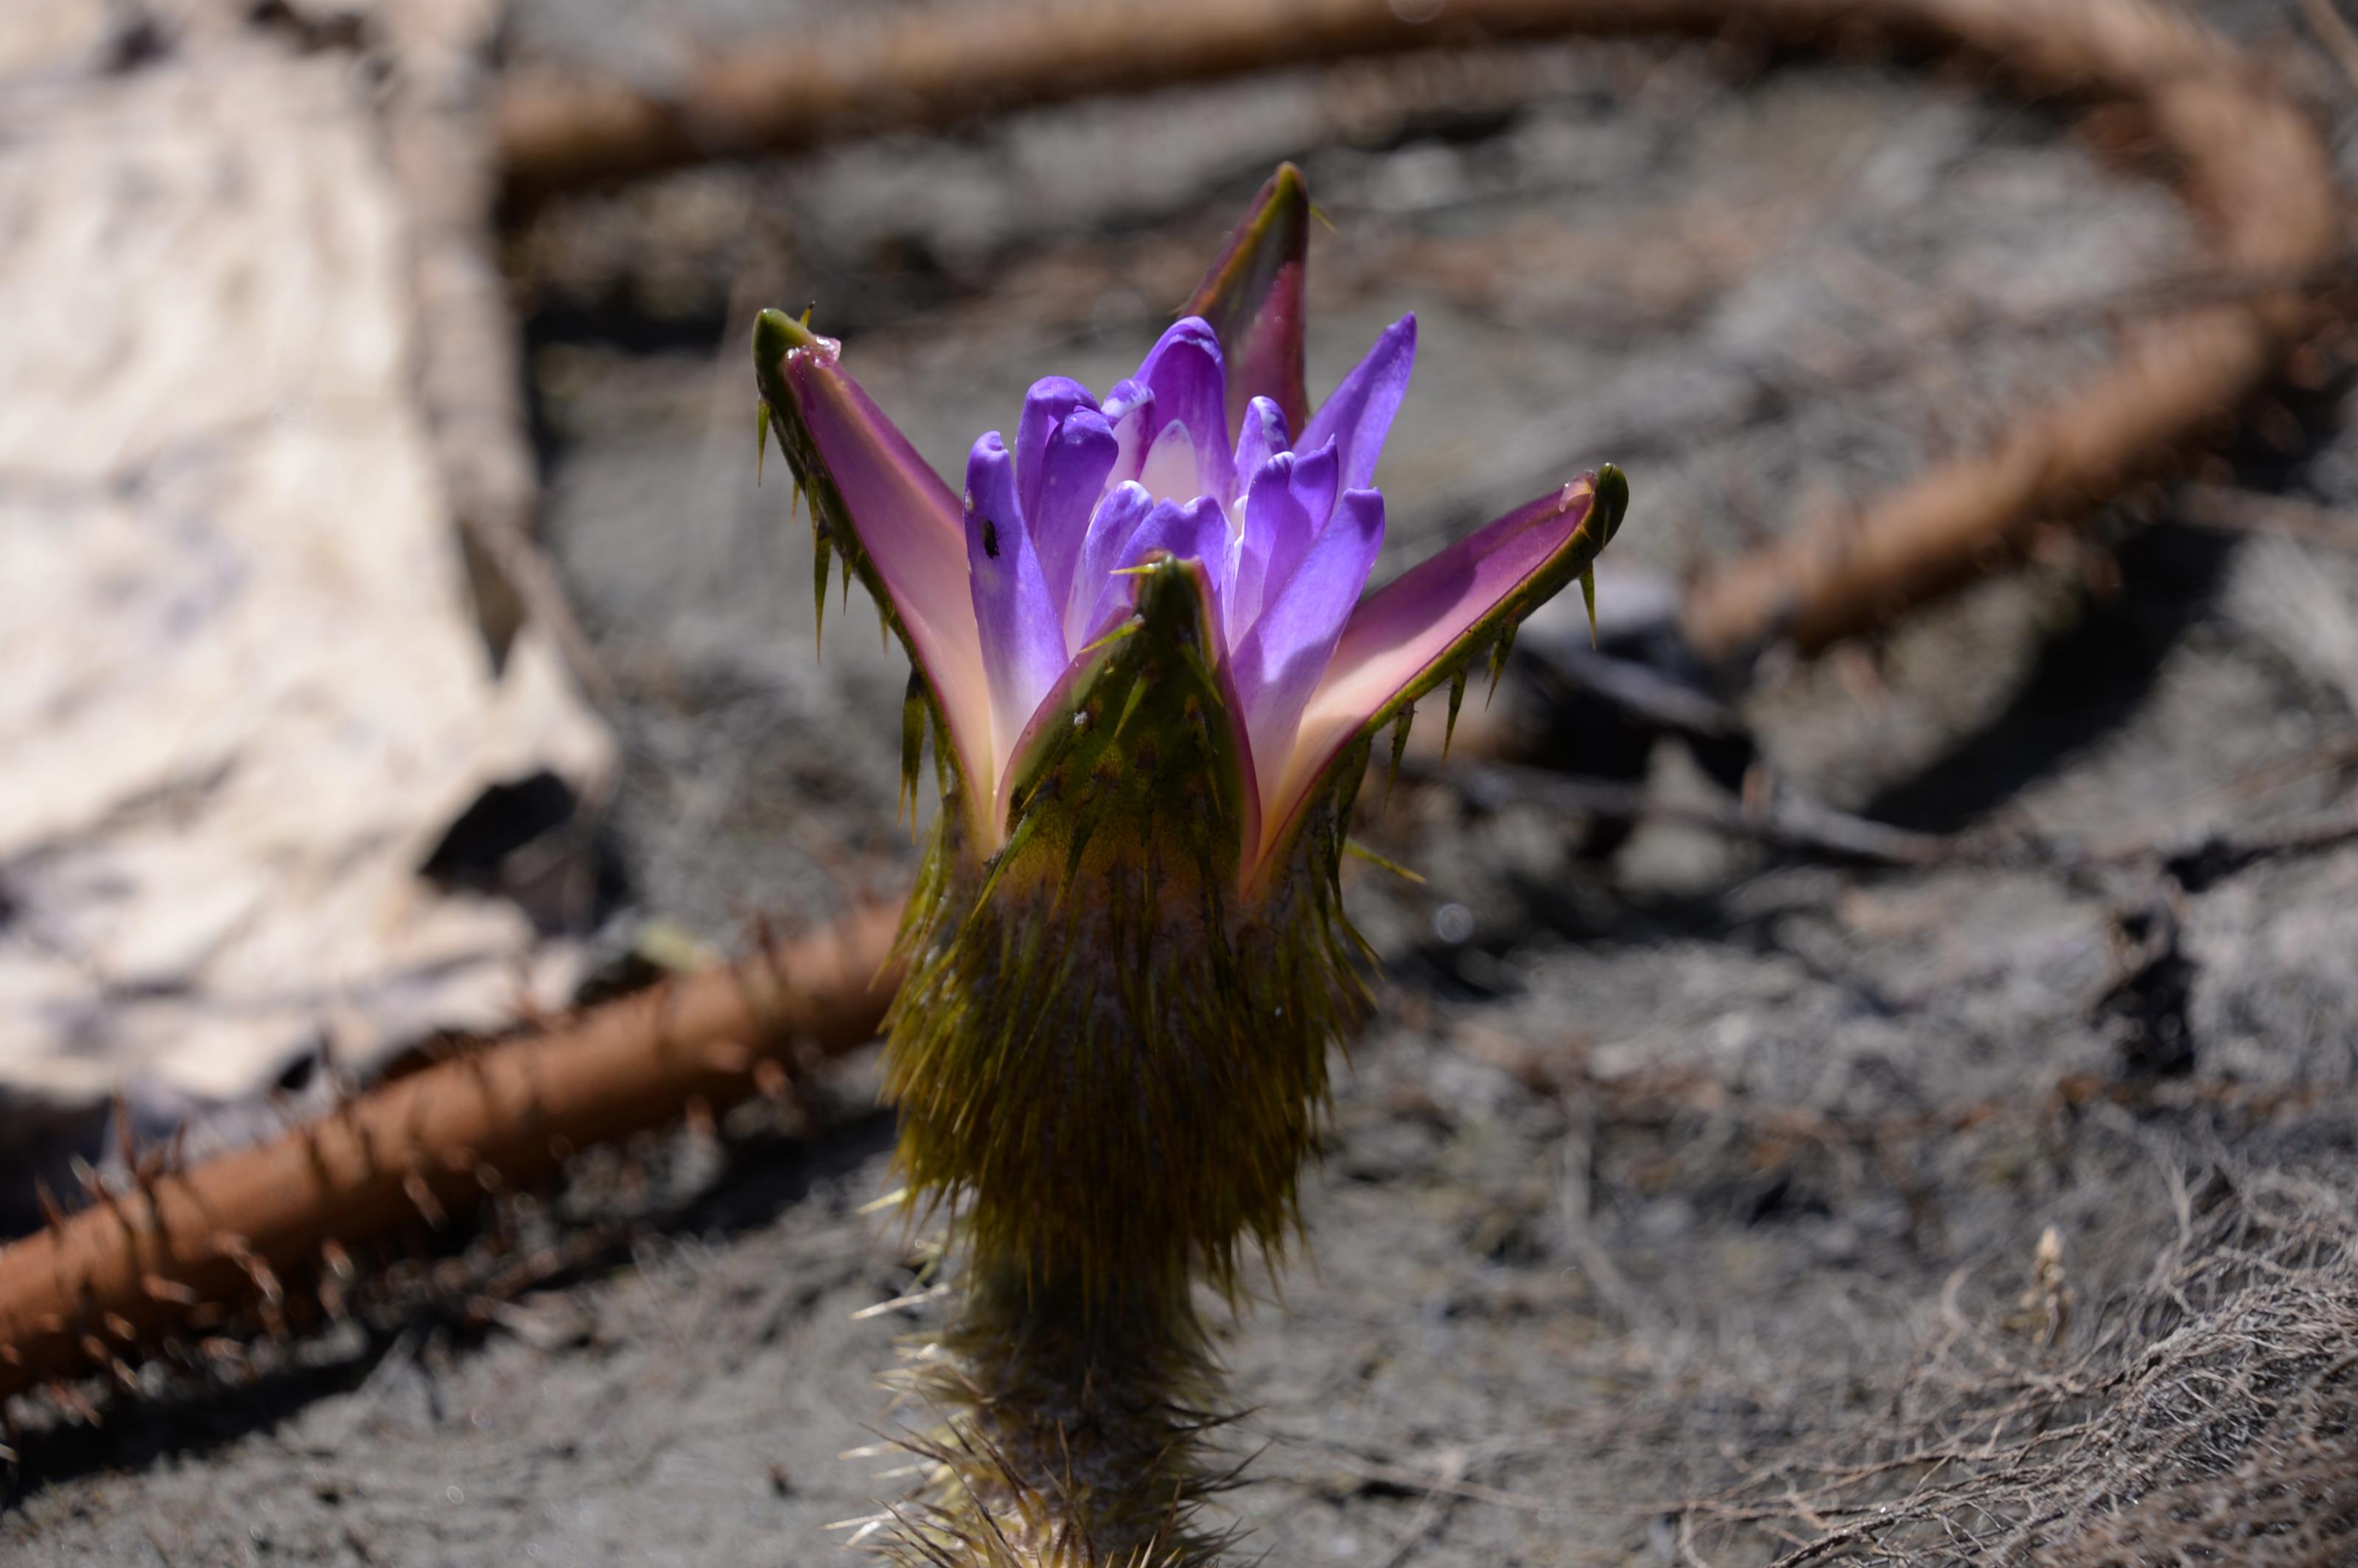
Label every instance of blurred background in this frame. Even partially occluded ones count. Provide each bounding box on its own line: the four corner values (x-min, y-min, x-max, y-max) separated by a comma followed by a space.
8, 0, 2358, 1562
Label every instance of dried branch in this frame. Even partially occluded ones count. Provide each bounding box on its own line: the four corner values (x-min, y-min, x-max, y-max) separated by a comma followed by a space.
1676, 3, 2340, 661
0, 903, 903, 1406
486, 0, 2273, 197
496, 0, 2340, 685
1414, 732, 2358, 883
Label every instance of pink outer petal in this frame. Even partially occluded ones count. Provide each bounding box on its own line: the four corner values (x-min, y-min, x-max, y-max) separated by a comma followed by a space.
777, 336, 993, 822
1256, 470, 1624, 875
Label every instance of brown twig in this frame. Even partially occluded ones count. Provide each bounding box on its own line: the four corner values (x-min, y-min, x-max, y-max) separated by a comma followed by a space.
483, 1, 2265, 197
1674, 4, 2340, 661
494, 0, 2340, 682
0, 903, 902, 1406
1414, 734, 2358, 883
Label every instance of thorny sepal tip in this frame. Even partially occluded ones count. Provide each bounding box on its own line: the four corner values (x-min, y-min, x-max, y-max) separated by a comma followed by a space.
753, 307, 994, 841
1183, 162, 1312, 435
1256, 462, 1629, 889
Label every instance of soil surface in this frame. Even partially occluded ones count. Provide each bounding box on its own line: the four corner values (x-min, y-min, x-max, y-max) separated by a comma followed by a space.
12, 1, 2358, 1564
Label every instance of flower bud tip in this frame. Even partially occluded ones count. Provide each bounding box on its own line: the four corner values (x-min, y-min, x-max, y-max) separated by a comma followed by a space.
1595, 462, 1629, 542
753, 306, 819, 369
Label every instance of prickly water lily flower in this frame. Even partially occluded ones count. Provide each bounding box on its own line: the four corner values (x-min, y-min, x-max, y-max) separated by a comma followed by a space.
755, 164, 1624, 1565
958, 307, 1410, 872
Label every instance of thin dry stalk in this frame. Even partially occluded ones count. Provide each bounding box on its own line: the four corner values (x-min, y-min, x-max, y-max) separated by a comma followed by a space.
0, 904, 902, 1407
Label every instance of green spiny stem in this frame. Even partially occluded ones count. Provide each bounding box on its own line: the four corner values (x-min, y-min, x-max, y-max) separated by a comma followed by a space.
884, 1261, 1240, 1567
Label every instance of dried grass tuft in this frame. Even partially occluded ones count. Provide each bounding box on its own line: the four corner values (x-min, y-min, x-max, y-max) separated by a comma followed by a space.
1679, 1166, 2358, 1567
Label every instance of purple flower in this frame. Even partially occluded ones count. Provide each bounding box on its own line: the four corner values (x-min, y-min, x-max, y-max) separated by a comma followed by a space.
755, 164, 1625, 887
962, 309, 1412, 831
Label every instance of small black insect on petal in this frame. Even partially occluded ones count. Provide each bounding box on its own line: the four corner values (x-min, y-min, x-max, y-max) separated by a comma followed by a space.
982, 518, 1001, 559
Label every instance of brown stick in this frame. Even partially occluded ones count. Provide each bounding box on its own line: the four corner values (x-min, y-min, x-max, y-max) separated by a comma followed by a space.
494, 0, 2296, 199
1681, 3, 2338, 659
0, 905, 903, 1405
494, 0, 2340, 671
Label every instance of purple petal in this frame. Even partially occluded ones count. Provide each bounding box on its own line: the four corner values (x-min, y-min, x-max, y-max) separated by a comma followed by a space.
1101, 379, 1155, 485
964, 433, 1068, 790
1015, 376, 1096, 524
1028, 407, 1118, 615
1266, 471, 1622, 863
1230, 438, 1340, 643
1134, 317, 1232, 503
1183, 163, 1312, 436
1234, 487, 1384, 810
1231, 395, 1290, 486
1301, 315, 1416, 493
764, 321, 991, 811
1079, 494, 1231, 645
1065, 480, 1154, 648
1121, 494, 1232, 583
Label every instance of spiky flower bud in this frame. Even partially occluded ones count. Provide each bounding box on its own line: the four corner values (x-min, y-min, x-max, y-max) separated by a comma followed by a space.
755, 164, 1626, 1566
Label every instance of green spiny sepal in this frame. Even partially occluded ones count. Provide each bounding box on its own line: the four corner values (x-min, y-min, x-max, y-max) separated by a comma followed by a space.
754, 307, 979, 818
1377, 462, 1626, 746
883, 556, 1363, 1303
757, 320, 889, 633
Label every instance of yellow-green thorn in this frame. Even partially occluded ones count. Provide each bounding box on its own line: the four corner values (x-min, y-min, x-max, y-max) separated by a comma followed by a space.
1579, 567, 1598, 648
1443, 666, 1469, 758
900, 668, 926, 831
1486, 620, 1517, 705
1384, 704, 1414, 806
814, 526, 832, 653
1344, 839, 1424, 883
755, 401, 771, 486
